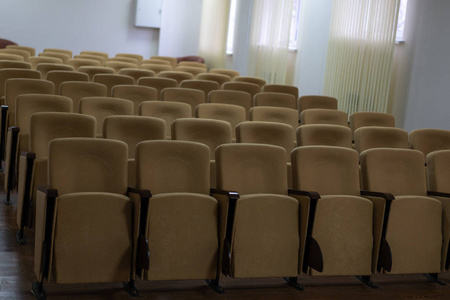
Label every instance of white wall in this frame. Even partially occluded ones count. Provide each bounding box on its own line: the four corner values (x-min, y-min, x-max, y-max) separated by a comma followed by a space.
158, 0, 202, 57
0, 0, 159, 57
293, 0, 333, 97
393, 0, 450, 131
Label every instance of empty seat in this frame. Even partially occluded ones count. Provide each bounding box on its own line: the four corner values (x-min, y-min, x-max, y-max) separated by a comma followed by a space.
249, 106, 299, 130
354, 127, 409, 153
60, 81, 107, 112
109, 56, 139, 65
175, 66, 205, 77
409, 128, 450, 157
150, 55, 178, 69
6, 45, 36, 56
38, 52, 71, 64
158, 71, 194, 85
140, 64, 173, 75
32, 138, 139, 298
222, 82, 260, 99
118, 68, 155, 84
0, 48, 30, 61
80, 50, 109, 59
298, 95, 338, 113
142, 59, 171, 66
36, 63, 74, 79
300, 108, 348, 126
74, 54, 106, 66
92, 74, 134, 97
116, 53, 143, 65
233, 76, 266, 88
208, 90, 252, 115
28, 56, 63, 69
43, 48, 73, 57
4, 95, 73, 204
209, 68, 240, 79
197, 73, 231, 87
172, 118, 232, 187
79, 97, 133, 136
0, 68, 41, 100
78, 66, 115, 81
291, 146, 374, 285
139, 101, 191, 139
180, 79, 220, 101
178, 61, 207, 69
426, 150, 450, 271
349, 112, 395, 139
105, 61, 138, 73
213, 143, 302, 289
195, 103, 246, 142
254, 92, 297, 109
0, 61, 31, 70
66, 58, 101, 71
161, 87, 205, 115
138, 77, 177, 99
103, 115, 165, 186
262, 84, 299, 99
0, 53, 24, 61
360, 148, 442, 278
16, 112, 96, 244
296, 124, 353, 148
46, 71, 89, 94
112, 85, 157, 115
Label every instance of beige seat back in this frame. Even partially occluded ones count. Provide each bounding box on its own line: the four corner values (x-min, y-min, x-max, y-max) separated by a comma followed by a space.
80, 51, 109, 59
196, 73, 231, 87
105, 61, 138, 73
78, 66, 115, 81
236, 121, 295, 162
116, 53, 144, 64
0, 53, 24, 61
254, 92, 297, 109
140, 64, 173, 75
172, 118, 232, 160
79, 97, 134, 136
262, 84, 299, 99
36, 63, 74, 79
0, 68, 41, 98
0, 61, 31, 70
175, 66, 206, 77
195, 103, 246, 140
296, 124, 352, 148
6, 45, 36, 56
161, 87, 205, 115
118, 68, 155, 84
138, 77, 177, 98
222, 81, 260, 99
349, 112, 395, 137
0, 48, 30, 60
46, 71, 89, 94
38, 52, 71, 63
66, 58, 101, 71
43, 48, 73, 58
178, 61, 207, 69
409, 128, 450, 157
103, 115, 165, 158
150, 56, 177, 69
142, 59, 171, 66
28, 56, 63, 69
180, 79, 220, 101
300, 108, 348, 126
298, 95, 338, 113
92, 74, 134, 97
209, 68, 240, 79
139, 101, 192, 138
427, 150, 450, 193
233, 76, 266, 88
208, 90, 252, 115
249, 106, 298, 130
60, 81, 107, 112
354, 126, 409, 153
112, 85, 157, 115
136, 140, 210, 194
158, 71, 194, 85
74, 54, 106, 66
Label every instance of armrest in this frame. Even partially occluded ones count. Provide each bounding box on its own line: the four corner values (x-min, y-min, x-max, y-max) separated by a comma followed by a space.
127, 187, 151, 273
210, 188, 239, 276
5, 126, 20, 193
289, 188, 323, 273
428, 191, 450, 198
36, 186, 58, 281
360, 190, 394, 272
17, 152, 36, 229
0, 105, 8, 162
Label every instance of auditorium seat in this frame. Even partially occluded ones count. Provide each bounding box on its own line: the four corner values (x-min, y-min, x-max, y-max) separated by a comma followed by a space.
138, 77, 177, 98
73, 54, 106, 66
180, 79, 220, 101
150, 55, 177, 69
158, 71, 194, 85
80, 50, 109, 59
66, 58, 101, 71
43, 48, 73, 58
118, 68, 155, 84
233, 76, 266, 88
298, 95, 338, 113
349, 112, 395, 140
112, 85, 157, 115
161, 87, 205, 115
178, 61, 207, 69
78, 66, 115, 81
27, 56, 63, 69
0, 61, 32, 70
409, 128, 450, 157
36, 63, 74, 79
354, 126, 409, 153
16, 112, 96, 244
208, 90, 252, 115
222, 81, 260, 99
92, 73, 134, 96
38, 52, 71, 63
249, 106, 299, 130
0, 48, 30, 61
46, 70, 89, 94
140, 63, 173, 75
116, 53, 144, 65
5, 45, 36, 56
0, 53, 24, 61
254, 92, 297, 109
108, 56, 139, 65
197, 73, 231, 87
209, 68, 240, 79
262, 84, 299, 99
60, 81, 107, 112
300, 108, 348, 126
296, 124, 352, 148
139, 101, 191, 139
175, 66, 205, 77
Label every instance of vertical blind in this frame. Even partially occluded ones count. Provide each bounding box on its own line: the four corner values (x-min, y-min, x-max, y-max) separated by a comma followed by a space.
323, 0, 400, 114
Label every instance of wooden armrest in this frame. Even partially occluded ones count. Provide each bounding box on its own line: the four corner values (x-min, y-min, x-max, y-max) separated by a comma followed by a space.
360, 190, 395, 201
428, 191, 450, 198
0, 105, 8, 161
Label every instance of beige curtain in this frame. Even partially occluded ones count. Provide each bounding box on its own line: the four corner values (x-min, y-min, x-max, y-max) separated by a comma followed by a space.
323, 0, 400, 114
247, 0, 294, 84
198, 0, 231, 70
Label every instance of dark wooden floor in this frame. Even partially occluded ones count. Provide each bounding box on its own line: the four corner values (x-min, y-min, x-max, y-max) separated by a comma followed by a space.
1, 191, 450, 299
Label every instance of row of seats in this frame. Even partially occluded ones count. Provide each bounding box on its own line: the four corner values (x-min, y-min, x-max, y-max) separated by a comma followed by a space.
30, 137, 450, 298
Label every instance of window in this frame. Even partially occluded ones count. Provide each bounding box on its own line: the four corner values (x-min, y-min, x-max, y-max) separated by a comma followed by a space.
395, 0, 408, 43
226, 0, 301, 55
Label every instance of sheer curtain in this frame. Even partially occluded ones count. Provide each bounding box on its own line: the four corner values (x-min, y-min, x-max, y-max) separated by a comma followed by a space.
247, 0, 294, 84
323, 0, 400, 114
198, 0, 231, 70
